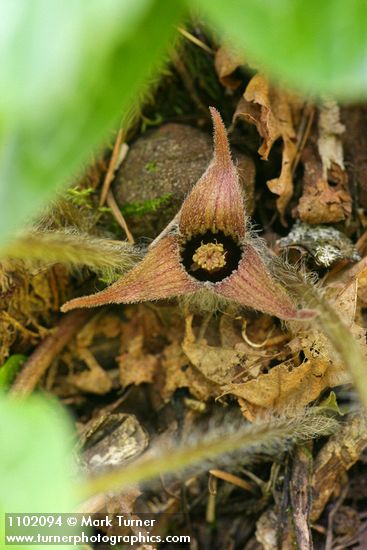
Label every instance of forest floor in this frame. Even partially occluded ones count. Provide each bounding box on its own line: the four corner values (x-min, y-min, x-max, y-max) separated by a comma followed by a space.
3, 23, 367, 550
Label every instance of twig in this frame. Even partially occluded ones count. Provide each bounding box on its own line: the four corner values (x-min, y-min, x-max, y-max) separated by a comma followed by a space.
11, 310, 93, 396
292, 103, 315, 176
290, 445, 314, 550
325, 484, 349, 550
177, 26, 214, 55
206, 474, 217, 523
241, 320, 275, 348
209, 469, 255, 493
107, 190, 134, 244
99, 129, 128, 206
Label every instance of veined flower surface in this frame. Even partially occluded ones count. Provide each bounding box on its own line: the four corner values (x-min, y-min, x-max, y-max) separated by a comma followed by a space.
62, 108, 313, 321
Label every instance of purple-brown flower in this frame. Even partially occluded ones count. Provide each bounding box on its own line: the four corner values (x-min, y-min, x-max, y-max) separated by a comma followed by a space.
61, 108, 313, 321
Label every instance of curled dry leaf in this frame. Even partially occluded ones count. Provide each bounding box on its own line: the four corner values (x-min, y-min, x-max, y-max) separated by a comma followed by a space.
214, 44, 245, 90
341, 104, 367, 208
234, 73, 302, 221
222, 277, 364, 420
297, 99, 351, 224
58, 312, 121, 396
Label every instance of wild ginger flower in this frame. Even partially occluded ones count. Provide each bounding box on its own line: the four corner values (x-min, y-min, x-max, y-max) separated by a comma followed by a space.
62, 108, 313, 321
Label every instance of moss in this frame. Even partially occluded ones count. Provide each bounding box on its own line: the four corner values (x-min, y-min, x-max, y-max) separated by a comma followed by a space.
65, 186, 94, 208
144, 161, 158, 173
121, 194, 172, 218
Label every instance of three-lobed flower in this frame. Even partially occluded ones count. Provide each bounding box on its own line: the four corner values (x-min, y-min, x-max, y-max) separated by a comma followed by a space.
62, 108, 313, 321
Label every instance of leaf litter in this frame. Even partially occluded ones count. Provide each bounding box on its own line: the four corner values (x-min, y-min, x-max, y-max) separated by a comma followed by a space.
2, 24, 367, 549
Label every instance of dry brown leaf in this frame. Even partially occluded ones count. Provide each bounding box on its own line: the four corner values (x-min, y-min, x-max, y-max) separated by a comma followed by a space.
234, 73, 302, 221
297, 163, 351, 224
223, 278, 363, 420
297, 100, 351, 224
223, 356, 343, 421
118, 334, 158, 388
214, 45, 244, 90
357, 267, 367, 306
182, 340, 244, 385
69, 351, 113, 395
255, 508, 279, 550
60, 312, 121, 394
159, 341, 218, 402
311, 413, 367, 521
76, 312, 122, 348
329, 255, 367, 307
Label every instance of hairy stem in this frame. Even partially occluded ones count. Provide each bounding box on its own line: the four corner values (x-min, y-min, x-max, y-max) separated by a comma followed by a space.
79, 409, 338, 499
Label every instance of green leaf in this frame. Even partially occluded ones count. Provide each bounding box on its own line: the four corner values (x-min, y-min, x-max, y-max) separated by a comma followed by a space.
319, 391, 344, 416
0, 394, 76, 550
0, 354, 26, 389
0, 0, 185, 244
194, 0, 367, 98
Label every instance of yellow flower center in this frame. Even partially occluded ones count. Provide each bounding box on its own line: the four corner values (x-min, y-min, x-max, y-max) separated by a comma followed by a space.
192, 242, 227, 272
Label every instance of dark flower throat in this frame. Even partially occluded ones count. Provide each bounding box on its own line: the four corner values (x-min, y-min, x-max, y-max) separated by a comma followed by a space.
181, 230, 242, 283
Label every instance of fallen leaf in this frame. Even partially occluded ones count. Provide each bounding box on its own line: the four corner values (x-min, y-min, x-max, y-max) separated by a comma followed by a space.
118, 334, 158, 388
311, 412, 367, 521
214, 45, 244, 90
159, 342, 218, 402
68, 357, 113, 395
234, 73, 302, 221
223, 278, 363, 420
297, 162, 351, 224
296, 100, 351, 224
182, 340, 244, 385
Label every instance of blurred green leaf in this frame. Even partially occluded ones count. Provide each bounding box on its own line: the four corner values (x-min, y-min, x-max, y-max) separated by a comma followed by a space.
0, 0, 185, 244
0, 354, 26, 389
195, 0, 367, 98
0, 394, 76, 549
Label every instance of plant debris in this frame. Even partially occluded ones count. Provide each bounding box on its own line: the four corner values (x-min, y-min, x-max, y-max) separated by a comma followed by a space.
2, 23, 367, 549
278, 220, 360, 267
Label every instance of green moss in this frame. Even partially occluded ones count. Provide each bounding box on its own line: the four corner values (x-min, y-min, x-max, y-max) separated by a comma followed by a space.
144, 161, 158, 173
121, 194, 172, 218
65, 186, 94, 207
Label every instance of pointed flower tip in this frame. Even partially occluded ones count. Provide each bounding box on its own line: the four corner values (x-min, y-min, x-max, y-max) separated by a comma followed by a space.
295, 308, 317, 321
179, 107, 245, 238
209, 106, 233, 170
61, 235, 199, 313
60, 297, 98, 313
